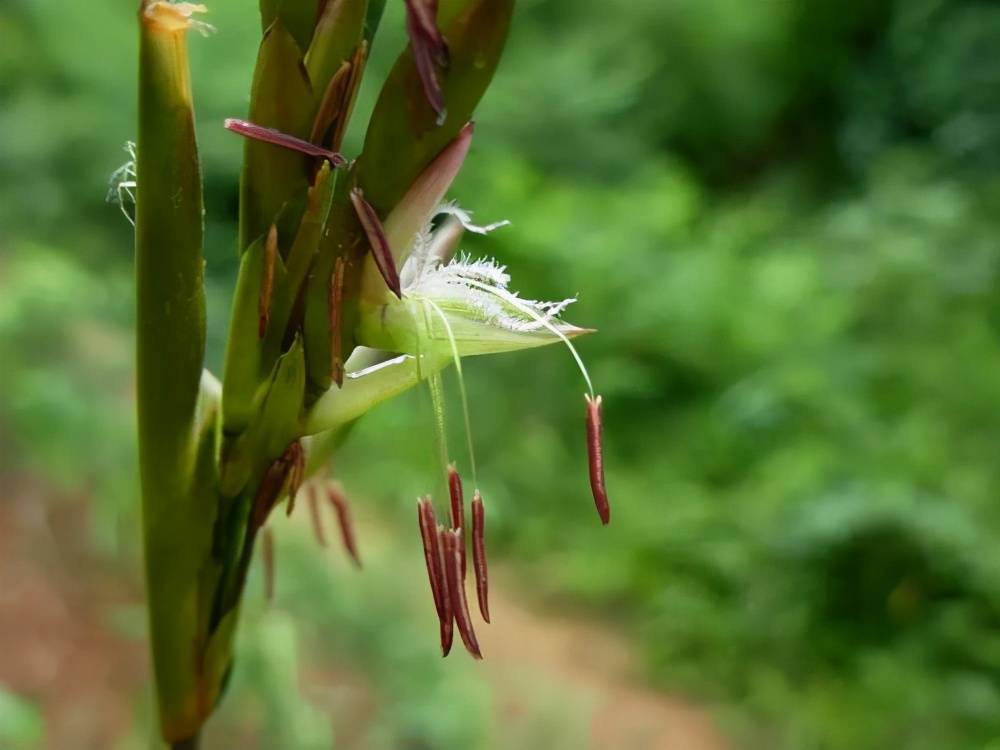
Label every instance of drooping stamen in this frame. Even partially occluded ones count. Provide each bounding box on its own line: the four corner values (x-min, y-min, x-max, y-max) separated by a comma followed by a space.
442, 528, 481, 659
436, 523, 454, 657
447, 464, 467, 578
261, 526, 275, 603
417, 498, 447, 622
471, 490, 490, 622
404, 0, 448, 124
259, 223, 278, 338
224, 118, 346, 165
423, 298, 478, 487
585, 394, 610, 525
307, 483, 327, 546
251, 442, 301, 531
285, 441, 305, 517
327, 483, 361, 568
351, 188, 402, 298
328, 256, 346, 385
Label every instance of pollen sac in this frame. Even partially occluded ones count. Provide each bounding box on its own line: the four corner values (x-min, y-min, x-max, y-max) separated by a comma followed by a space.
261, 526, 276, 603
585, 394, 610, 525
285, 441, 305, 516
447, 464, 467, 578
417, 499, 453, 655
442, 528, 482, 659
471, 490, 490, 623
328, 483, 362, 568
307, 484, 327, 547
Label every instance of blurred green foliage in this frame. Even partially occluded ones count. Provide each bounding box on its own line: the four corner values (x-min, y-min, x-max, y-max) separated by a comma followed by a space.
3, 0, 1000, 748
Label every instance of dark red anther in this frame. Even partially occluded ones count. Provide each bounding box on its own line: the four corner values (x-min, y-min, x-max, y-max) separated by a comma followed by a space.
350, 188, 402, 298
471, 490, 490, 623
224, 118, 346, 165
442, 528, 481, 659
417, 498, 447, 619
258, 224, 277, 338
328, 257, 346, 386
285, 441, 305, 517
307, 484, 326, 547
418, 499, 454, 655
585, 394, 610, 525
447, 464, 466, 578
327, 483, 361, 568
261, 526, 275, 603
437, 523, 454, 657
250, 442, 302, 531
404, 0, 448, 124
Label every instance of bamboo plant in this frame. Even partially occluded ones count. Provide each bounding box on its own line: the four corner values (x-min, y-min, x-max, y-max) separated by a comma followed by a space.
132, 0, 609, 746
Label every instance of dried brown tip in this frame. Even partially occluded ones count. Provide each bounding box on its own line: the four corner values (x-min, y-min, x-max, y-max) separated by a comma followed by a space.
471, 490, 490, 623
328, 484, 361, 568
224, 118, 346, 165
307, 484, 327, 547
585, 394, 610, 525
250, 442, 301, 531
329, 43, 368, 152
447, 464, 466, 578
404, 0, 448, 124
350, 188, 401, 298
258, 224, 278, 338
310, 60, 352, 147
328, 257, 346, 386
261, 526, 275, 603
442, 528, 481, 659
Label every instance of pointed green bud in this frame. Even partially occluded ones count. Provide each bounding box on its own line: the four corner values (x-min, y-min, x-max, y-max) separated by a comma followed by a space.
239, 18, 314, 252
360, 122, 472, 302
305, 0, 366, 95
221, 229, 286, 436
357, 0, 513, 214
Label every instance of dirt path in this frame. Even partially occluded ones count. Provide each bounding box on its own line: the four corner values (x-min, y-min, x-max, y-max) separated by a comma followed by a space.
0, 478, 729, 750
477, 584, 729, 750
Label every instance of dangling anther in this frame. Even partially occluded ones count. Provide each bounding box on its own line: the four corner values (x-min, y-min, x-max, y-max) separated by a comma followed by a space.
417, 499, 453, 655
471, 490, 490, 623
585, 394, 610, 525
327, 483, 361, 568
350, 188, 401, 298
307, 483, 326, 547
328, 256, 346, 386
258, 223, 277, 338
261, 526, 275, 603
442, 528, 481, 659
447, 464, 466, 578
285, 441, 305, 517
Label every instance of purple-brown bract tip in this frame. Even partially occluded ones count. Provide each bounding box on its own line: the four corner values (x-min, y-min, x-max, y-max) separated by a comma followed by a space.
350, 188, 402, 299
224, 118, 345, 166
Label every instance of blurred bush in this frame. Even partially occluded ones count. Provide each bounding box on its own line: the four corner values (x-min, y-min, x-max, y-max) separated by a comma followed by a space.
4, 0, 1000, 748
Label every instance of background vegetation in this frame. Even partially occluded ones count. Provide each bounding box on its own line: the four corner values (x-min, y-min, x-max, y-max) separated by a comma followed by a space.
3, 0, 1000, 747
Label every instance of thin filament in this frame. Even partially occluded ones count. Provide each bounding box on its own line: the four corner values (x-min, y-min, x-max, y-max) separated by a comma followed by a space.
461, 278, 595, 397
422, 297, 478, 488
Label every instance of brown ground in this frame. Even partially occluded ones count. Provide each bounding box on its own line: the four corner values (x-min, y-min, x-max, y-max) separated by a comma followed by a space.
0, 477, 728, 750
